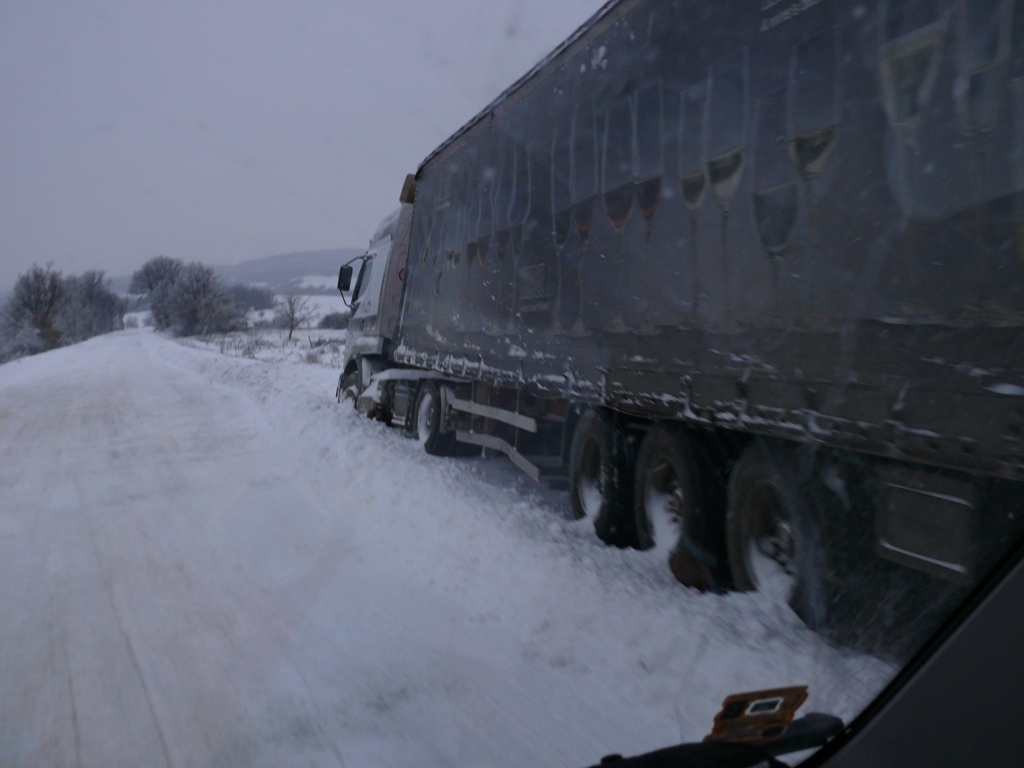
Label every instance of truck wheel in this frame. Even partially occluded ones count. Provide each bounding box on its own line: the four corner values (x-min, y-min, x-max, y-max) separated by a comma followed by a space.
414, 381, 459, 456
634, 424, 716, 590
726, 439, 828, 630
338, 368, 360, 404
569, 408, 637, 547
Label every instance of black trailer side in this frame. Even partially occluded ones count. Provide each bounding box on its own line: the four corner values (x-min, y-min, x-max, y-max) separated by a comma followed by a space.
345, 0, 1024, 647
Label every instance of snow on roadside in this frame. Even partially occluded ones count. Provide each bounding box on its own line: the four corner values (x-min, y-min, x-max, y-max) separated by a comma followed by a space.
181, 328, 348, 370
161, 332, 896, 766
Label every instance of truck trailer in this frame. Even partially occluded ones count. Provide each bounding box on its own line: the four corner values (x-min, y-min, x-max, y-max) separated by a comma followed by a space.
337, 0, 1024, 640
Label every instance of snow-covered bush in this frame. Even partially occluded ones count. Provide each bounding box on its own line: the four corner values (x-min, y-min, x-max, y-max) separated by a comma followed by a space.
131, 257, 243, 337
57, 271, 125, 342
166, 263, 244, 337
0, 325, 46, 363
130, 256, 182, 330
129, 255, 183, 296
5, 264, 68, 349
0, 265, 127, 362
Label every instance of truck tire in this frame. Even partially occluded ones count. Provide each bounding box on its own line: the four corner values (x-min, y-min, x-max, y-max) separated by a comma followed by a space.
414, 381, 459, 456
569, 408, 637, 547
726, 439, 828, 630
634, 424, 717, 591
338, 367, 360, 404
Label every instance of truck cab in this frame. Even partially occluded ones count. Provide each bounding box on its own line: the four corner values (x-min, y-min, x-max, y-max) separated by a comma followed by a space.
337, 196, 413, 404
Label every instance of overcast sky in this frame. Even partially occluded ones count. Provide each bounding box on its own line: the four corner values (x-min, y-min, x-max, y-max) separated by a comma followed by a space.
0, 1, 606, 289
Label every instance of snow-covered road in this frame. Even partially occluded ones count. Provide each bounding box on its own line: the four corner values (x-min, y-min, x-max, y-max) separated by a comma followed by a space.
0, 331, 893, 768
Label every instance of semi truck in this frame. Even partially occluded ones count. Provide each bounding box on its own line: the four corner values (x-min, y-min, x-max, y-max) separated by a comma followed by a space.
336, 0, 1024, 640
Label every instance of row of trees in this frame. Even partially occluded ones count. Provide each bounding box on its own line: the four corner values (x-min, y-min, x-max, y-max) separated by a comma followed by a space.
1, 255, 347, 365
1, 265, 125, 363
130, 256, 328, 341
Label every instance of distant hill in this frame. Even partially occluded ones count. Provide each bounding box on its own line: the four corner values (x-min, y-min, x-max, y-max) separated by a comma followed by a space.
215, 248, 364, 293
110, 247, 364, 296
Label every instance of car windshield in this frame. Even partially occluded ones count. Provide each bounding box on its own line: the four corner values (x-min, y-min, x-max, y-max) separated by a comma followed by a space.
2, 2, 1023, 767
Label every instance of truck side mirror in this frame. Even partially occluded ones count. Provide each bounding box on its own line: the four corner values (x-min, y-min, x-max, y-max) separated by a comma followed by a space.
338, 264, 353, 293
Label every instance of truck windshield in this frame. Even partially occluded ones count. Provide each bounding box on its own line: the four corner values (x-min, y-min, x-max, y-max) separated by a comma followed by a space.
351, 257, 373, 304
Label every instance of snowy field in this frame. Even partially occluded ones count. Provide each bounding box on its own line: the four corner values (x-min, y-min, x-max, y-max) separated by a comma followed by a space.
0, 331, 895, 768
123, 293, 351, 335
298, 275, 344, 291
301, 294, 350, 319
184, 329, 349, 370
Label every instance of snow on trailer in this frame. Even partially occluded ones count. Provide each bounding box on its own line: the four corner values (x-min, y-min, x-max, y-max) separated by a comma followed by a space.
338, 0, 1024, 664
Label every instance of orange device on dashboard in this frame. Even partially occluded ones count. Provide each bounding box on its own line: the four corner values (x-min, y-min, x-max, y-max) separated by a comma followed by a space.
704, 686, 809, 743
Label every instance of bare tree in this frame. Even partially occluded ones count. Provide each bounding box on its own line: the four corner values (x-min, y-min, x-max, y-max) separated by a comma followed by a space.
131, 256, 184, 330
58, 270, 125, 342
5, 264, 68, 349
277, 293, 315, 340
167, 262, 243, 337
149, 279, 177, 330
129, 255, 183, 295
127, 257, 242, 336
